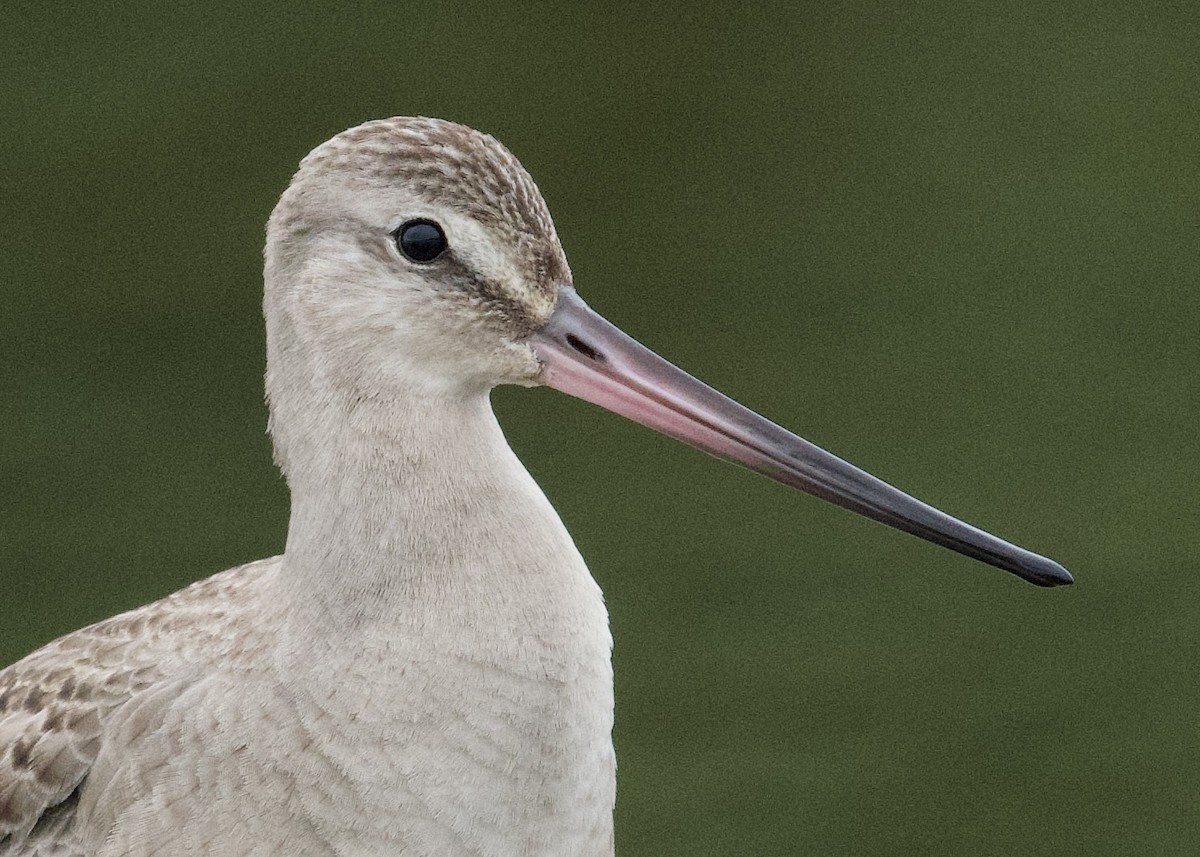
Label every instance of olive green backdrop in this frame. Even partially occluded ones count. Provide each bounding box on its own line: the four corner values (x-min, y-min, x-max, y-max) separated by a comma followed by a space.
2, 2, 1197, 854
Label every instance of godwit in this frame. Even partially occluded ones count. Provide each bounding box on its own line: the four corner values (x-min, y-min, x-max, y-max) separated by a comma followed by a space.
0, 117, 1071, 856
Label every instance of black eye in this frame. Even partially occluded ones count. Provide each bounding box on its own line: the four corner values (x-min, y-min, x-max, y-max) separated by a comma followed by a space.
395, 219, 447, 263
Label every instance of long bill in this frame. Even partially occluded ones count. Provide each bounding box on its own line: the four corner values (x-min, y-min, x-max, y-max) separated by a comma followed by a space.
529, 287, 1072, 587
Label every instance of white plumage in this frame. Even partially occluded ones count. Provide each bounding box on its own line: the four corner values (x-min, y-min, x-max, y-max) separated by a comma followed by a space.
0, 116, 1069, 857
2, 117, 614, 857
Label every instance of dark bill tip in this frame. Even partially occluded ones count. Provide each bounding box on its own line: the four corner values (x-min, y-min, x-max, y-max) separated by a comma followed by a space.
1012, 554, 1073, 587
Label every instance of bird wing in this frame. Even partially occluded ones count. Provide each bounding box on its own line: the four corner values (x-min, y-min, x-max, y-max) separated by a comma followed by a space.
0, 558, 279, 854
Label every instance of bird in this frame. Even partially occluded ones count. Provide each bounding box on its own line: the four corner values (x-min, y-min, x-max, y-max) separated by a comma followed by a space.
0, 116, 1072, 857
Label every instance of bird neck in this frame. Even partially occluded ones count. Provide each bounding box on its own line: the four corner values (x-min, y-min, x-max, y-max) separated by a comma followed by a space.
272, 388, 585, 632
265, 389, 617, 853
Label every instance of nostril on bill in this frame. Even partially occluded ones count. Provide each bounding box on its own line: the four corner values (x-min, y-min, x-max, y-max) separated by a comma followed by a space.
566, 334, 604, 363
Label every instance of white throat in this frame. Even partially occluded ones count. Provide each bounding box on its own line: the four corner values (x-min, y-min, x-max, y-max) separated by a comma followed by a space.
264, 387, 616, 855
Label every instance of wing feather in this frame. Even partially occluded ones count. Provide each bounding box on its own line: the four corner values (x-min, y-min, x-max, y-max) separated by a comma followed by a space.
0, 558, 279, 854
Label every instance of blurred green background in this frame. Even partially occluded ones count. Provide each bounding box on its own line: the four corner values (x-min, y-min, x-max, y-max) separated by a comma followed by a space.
2, 2, 1198, 854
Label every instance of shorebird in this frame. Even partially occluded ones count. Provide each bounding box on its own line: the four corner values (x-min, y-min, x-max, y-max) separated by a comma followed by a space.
0, 117, 1071, 857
